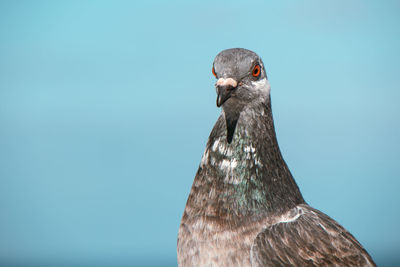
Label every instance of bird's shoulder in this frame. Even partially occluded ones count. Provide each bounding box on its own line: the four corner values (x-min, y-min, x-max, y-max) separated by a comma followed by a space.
250, 204, 376, 267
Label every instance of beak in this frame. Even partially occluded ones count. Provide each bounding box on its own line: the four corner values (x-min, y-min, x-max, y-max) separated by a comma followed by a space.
216, 78, 238, 107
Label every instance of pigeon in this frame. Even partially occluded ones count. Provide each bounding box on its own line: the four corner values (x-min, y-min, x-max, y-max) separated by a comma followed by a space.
177, 48, 376, 267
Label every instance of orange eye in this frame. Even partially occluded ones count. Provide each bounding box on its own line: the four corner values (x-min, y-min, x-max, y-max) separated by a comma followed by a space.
212, 66, 217, 77
252, 64, 261, 77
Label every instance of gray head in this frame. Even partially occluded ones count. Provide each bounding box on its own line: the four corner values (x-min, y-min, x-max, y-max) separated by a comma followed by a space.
212, 48, 270, 108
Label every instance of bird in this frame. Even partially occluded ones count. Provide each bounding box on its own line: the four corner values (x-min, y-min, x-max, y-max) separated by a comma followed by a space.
177, 48, 376, 267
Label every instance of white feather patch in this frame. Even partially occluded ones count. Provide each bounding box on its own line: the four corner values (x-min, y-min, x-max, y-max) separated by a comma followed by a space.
275, 206, 304, 224
200, 149, 209, 167
251, 78, 270, 96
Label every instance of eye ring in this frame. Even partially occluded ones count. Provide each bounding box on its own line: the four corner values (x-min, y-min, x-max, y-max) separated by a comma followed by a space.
252, 64, 261, 77
212, 66, 217, 77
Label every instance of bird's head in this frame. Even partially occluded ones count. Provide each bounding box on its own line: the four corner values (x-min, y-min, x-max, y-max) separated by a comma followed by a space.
212, 48, 270, 109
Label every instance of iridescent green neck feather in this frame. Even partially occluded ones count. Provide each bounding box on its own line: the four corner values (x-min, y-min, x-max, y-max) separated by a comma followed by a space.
186, 99, 305, 226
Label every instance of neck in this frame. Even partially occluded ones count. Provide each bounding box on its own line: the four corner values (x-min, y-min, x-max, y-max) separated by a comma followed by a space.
188, 97, 305, 225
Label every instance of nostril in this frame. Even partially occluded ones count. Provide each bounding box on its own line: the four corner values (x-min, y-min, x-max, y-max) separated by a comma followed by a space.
216, 78, 238, 88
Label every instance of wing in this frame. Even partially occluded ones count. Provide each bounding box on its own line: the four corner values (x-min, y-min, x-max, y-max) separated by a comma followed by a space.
250, 204, 376, 267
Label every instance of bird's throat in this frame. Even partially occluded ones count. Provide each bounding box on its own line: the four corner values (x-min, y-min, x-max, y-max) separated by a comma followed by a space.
195, 101, 305, 221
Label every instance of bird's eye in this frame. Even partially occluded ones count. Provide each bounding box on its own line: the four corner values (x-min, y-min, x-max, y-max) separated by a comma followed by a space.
252, 64, 261, 77
212, 66, 217, 77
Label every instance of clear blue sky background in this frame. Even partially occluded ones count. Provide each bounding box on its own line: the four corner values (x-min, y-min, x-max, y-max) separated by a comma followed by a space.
0, 1, 399, 266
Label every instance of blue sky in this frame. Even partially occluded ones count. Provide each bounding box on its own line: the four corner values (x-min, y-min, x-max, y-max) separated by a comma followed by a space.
0, 1, 399, 266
